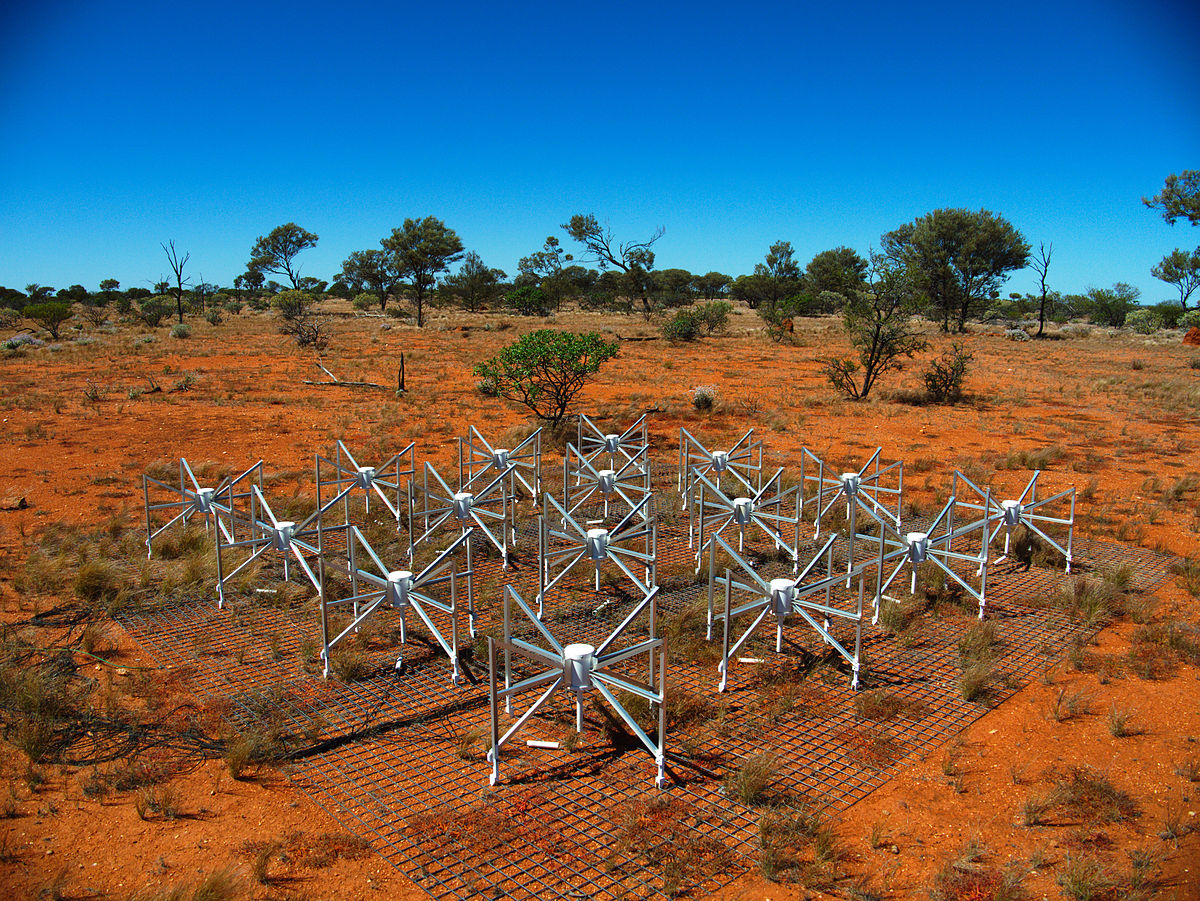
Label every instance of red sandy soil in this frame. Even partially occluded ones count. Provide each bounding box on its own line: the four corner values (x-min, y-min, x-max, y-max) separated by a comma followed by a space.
1, 305, 1198, 899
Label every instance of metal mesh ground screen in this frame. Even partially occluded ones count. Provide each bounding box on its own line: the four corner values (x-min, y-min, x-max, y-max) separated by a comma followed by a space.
118, 484, 1174, 900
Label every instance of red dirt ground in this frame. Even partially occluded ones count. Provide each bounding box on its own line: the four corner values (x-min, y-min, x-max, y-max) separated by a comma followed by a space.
1, 305, 1198, 899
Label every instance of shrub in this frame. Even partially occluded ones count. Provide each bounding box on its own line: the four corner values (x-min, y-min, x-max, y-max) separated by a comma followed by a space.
203, 309, 222, 326
23, 302, 73, 340
1125, 308, 1162, 334
662, 309, 702, 342
691, 385, 716, 412
473, 330, 619, 425
170, 323, 191, 339
504, 285, 552, 317
273, 290, 327, 349
724, 753, 778, 805
351, 292, 376, 312
923, 343, 973, 403
137, 295, 173, 327
822, 255, 927, 399
1181, 308, 1200, 330
694, 300, 732, 333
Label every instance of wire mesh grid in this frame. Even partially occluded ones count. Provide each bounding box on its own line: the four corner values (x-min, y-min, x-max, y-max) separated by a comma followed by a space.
117, 490, 1175, 900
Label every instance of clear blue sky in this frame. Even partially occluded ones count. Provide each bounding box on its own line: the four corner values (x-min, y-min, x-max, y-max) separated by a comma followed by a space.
1, 0, 1197, 303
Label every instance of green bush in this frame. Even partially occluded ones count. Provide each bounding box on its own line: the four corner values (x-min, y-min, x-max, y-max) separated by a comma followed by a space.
473, 330, 619, 424
504, 285, 552, 317
1181, 309, 1200, 330
1125, 308, 1162, 334
171, 323, 192, 339
23, 302, 73, 340
137, 295, 173, 327
662, 310, 702, 342
923, 343, 973, 403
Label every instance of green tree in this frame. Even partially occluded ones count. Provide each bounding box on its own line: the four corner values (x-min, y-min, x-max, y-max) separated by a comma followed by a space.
382, 217, 464, 327
338, 249, 400, 310
1083, 283, 1140, 327
883, 208, 1030, 332
137, 295, 172, 327
474, 330, 619, 425
1144, 170, 1200, 226
248, 223, 318, 289
821, 254, 928, 399
25, 284, 54, 303
753, 240, 802, 314
562, 214, 663, 316
651, 268, 696, 308
23, 302, 73, 340
504, 284, 551, 316
1151, 248, 1200, 310
802, 246, 867, 302
518, 237, 573, 311
693, 271, 732, 300
442, 251, 506, 313
234, 270, 264, 300
57, 284, 89, 304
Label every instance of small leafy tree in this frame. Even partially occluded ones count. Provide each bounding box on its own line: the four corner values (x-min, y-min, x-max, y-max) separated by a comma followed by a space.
137, 295, 173, 327
24, 302, 73, 340
505, 285, 552, 316
822, 255, 928, 399
249, 223, 318, 290
473, 330, 619, 425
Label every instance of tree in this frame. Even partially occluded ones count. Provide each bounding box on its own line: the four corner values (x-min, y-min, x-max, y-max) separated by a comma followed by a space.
234, 269, 266, 307
161, 240, 191, 323
517, 237, 572, 311
802, 247, 868, 302
1029, 242, 1053, 337
651, 268, 696, 307
474, 330, 619, 425
504, 285, 551, 316
248, 223, 318, 289
137, 295, 172, 327
882, 209, 1030, 332
562, 214, 664, 316
693, 272, 732, 300
192, 278, 216, 313
1143, 170, 1200, 227
338, 249, 401, 311
753, 240, 802, 314
57, 284, 89, 304
442, 251, 506, 313
98, 278, 120, 297
23, 302, 73, 340
730, 273, 776, 310
382, 217, 464, 327
821, 254, 928, 399
1082, 283, 1140, 327
25, 284, 54, 303
1151, 248, 1200, 310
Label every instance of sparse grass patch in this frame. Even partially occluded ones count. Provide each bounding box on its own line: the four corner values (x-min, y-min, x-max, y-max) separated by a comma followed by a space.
724, 753, 778, 805
758, 804, 841, 887
1055, 854, 1116, 901
1049, 688, 1090, 722
853, 689, 926, 722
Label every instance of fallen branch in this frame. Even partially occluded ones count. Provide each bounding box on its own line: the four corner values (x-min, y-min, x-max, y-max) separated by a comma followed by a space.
306, 360, 388, 390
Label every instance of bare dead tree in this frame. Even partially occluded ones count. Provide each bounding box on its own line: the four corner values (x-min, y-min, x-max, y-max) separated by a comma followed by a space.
1030, 242, 1052, 337
161, 240, 192, 324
